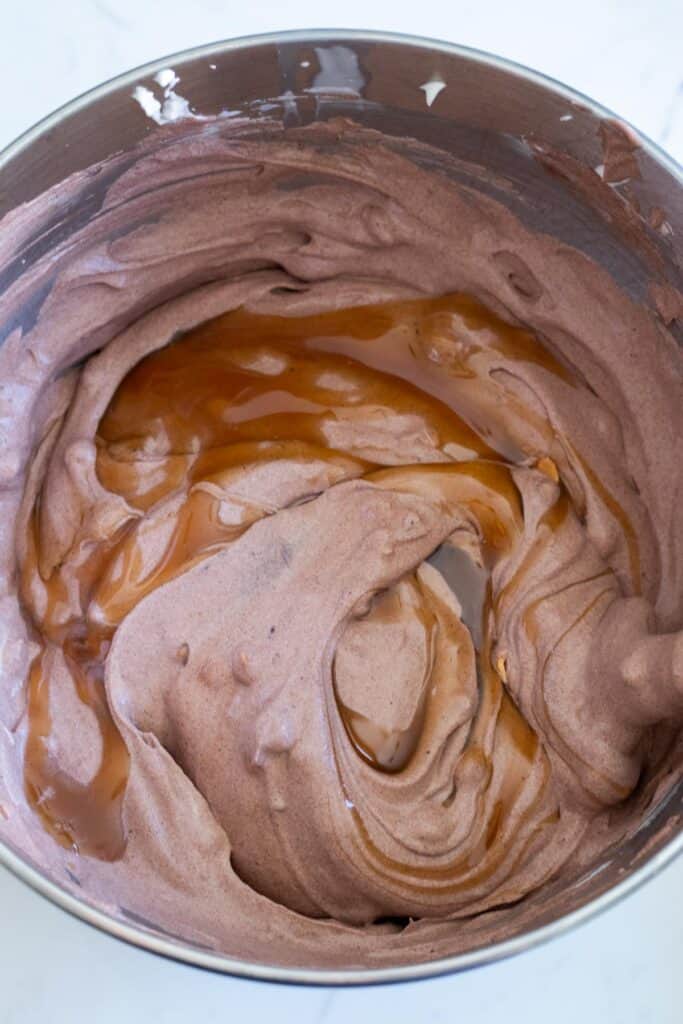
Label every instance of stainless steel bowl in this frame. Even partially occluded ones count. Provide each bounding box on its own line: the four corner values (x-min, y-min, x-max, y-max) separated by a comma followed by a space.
1, 28, 681, 985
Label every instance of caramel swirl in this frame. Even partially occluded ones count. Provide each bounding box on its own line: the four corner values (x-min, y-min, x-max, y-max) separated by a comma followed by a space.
16, 293, 680, 924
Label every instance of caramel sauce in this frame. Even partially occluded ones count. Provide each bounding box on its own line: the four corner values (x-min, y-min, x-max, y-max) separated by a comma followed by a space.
333, 578, 438, 773
349, 670, 547, 894
24, 645, 128, 860
19, 292, 639, 864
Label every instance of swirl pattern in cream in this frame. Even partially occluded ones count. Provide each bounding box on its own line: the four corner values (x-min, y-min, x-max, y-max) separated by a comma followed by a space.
18, 295, 682, 929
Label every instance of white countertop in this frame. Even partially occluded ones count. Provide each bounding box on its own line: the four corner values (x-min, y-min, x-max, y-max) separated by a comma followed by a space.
0, 2, 681, 1021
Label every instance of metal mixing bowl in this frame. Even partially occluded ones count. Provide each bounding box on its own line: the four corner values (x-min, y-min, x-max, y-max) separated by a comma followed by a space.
0, 28, 681, 985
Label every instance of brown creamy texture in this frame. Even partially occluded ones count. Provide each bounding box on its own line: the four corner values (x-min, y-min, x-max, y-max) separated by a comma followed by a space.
0, 118, 681, 968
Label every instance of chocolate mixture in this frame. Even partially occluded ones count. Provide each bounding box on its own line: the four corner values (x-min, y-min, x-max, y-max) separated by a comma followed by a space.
0, 119, 681, 968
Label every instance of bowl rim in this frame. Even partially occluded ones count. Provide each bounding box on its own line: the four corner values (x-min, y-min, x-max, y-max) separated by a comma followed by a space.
0, 27, 681, 987
1, 27, 681, 184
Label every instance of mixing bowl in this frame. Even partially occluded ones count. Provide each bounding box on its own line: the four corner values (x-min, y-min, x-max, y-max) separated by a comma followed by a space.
0, 28, 681, 985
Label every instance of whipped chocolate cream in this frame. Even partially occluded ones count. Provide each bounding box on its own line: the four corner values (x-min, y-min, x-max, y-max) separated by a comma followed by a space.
0, 118, 681, 969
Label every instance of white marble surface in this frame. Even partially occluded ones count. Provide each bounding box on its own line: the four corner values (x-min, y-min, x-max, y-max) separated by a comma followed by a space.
0, 2, 681, 1021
